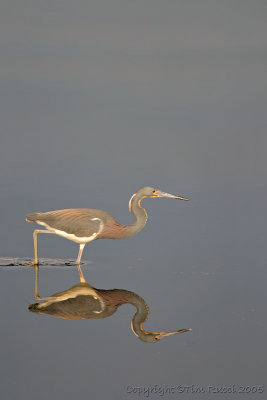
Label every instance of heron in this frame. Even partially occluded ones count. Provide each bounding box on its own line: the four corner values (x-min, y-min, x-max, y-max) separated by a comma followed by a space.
29, 265, 191, 343
26, 186, 190, 265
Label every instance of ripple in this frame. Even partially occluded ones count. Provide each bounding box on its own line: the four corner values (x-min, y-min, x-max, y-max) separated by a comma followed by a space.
0, 257, 91, 267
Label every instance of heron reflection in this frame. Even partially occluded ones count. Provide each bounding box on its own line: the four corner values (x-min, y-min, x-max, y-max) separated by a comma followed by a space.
28, 265, 191, 343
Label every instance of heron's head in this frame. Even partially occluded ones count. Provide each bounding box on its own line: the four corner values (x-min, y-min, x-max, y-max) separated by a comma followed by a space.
137, 186, 190, 201
139, 328, 192, 343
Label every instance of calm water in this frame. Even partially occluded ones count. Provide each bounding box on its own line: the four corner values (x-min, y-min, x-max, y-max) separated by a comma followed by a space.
0, 1, 266, 399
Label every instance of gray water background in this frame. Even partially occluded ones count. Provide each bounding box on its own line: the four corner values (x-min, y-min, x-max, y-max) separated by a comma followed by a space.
0, 1, 266, 399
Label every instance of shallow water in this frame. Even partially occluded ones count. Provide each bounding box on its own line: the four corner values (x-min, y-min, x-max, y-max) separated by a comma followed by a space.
1, 1, 266, 399
0, 226, 266, 399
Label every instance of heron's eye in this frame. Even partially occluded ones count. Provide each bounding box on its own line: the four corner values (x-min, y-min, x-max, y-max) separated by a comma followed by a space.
152, 190, 156, 194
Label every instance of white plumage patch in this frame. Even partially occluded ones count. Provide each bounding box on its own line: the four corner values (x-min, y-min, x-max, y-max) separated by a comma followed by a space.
37, 286, 106, 312
128, 193, 136, 212
36, 221, 100, 244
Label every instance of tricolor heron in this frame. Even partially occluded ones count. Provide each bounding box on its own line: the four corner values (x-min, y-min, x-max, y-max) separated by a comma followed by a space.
29, 265, 191, 343
26, 186, 190, 265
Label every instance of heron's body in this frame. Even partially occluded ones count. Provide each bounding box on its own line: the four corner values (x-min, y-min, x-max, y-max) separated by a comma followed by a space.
27, 209, 118, 243
26, 186, 189, 264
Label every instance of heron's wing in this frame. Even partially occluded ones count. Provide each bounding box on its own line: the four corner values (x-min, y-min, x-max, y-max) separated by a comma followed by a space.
28, 295, 105, 319
26, 209, 110, 237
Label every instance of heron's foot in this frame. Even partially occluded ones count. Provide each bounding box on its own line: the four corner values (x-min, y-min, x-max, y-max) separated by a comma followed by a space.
22, 261, 39, 266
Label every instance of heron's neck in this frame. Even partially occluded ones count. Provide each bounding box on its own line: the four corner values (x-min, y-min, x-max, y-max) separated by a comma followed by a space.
99, 288, 157, 342
99, 288, 153, 342
121, 290, 153, 342
126, 192, 148, 237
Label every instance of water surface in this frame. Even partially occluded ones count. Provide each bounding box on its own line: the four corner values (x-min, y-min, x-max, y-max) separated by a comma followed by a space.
0, 1, 266, 399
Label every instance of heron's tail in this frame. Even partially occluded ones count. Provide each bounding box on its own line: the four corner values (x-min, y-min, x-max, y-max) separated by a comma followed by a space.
26, 213, 40, 222
28, 303, 41, 312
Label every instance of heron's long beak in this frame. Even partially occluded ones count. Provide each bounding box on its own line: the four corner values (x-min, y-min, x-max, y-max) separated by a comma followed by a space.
156, 190, 190, 201
159, 328, 192, 338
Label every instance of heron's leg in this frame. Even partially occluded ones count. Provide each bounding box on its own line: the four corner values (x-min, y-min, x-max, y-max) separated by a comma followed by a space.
76, 264, 86, 283
33, 264, 57, 300
76, 244, 85, 265
33, 229, 54, 265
